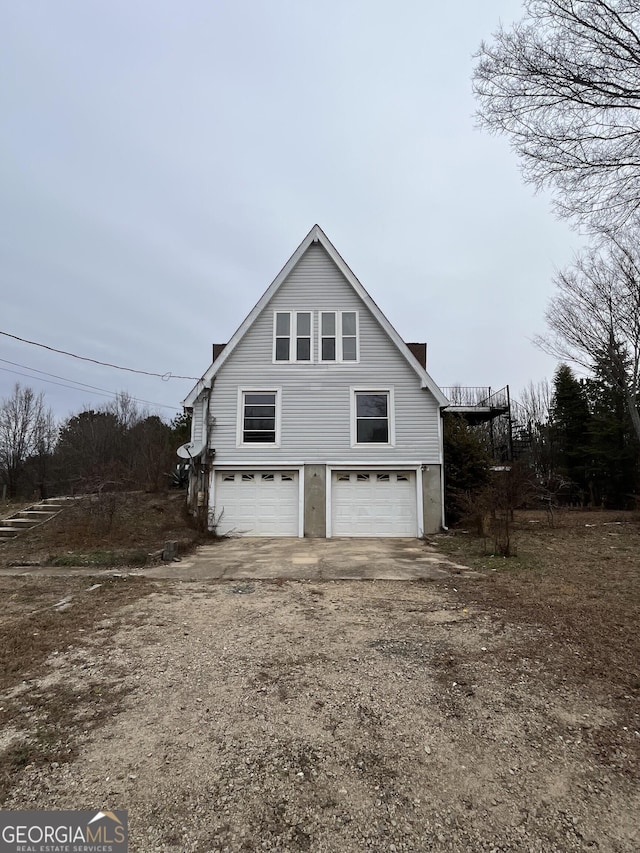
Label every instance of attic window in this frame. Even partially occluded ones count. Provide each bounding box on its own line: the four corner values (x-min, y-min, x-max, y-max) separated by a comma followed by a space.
342, 312, 357, 361
274, 312, 312, 362
296, 312, 311, 360
274, 313, 291, 361
320, 311, 358, 362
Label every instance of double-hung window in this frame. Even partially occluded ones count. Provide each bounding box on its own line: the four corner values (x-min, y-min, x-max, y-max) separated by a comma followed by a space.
320, 311, 358, 362
295, 312, 311, 360
239, 389, 280, 445
274, 312, 312, 362
352, 389, 394, 445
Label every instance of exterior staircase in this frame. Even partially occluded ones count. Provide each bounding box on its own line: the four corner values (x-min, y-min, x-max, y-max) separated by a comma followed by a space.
0, 496, 76, 541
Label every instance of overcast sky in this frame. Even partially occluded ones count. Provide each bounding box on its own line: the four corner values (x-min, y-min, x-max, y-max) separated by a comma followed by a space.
1, 0, 583, 421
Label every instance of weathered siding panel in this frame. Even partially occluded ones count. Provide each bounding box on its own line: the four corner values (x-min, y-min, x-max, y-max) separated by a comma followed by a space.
191, 395, 205, 446
209, 244, 441, 463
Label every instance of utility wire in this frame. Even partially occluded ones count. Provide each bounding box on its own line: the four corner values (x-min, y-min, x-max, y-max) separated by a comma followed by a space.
0, 329, 200, 381
0, 366, 181, 411
0, 357, 134, 395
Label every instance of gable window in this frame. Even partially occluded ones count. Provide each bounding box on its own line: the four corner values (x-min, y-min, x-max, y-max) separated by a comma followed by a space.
351, 388, 395, 445
239, 390, 280, 445
274, 313, 291, 361
341, 311, 357, 361
320, 312, 336, 361
274, 312, 312, 362
296, 312, 311, 361
320, 311, 358, 362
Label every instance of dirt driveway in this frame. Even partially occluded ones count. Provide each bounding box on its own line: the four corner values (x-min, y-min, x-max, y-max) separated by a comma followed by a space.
3, 571, 637, 852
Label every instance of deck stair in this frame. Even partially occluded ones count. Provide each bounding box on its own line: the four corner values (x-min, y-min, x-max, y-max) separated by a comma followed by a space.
0, 496, 76, 541
440, 386, 510, 425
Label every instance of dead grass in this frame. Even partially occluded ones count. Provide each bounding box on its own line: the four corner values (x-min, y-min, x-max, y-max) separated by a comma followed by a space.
0, 490, 203, 801
0, 575, 155, 802
437, 508, 640, 774
0, 490, 200, 567
0, 682, 131, 803
0, 499, 31, 518
0, 576, 153, 692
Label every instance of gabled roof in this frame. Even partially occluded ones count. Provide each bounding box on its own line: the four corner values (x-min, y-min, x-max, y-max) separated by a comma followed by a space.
183, 225, 449, 407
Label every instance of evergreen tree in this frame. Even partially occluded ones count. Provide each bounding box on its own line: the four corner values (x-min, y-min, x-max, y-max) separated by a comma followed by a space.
550, 364, 592, 503
443, 414, 491, 525
170, 411, 192, 447
584, 355, 640, 508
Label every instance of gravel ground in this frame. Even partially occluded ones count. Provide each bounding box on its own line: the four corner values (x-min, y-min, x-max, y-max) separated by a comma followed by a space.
3, 578, 638, 852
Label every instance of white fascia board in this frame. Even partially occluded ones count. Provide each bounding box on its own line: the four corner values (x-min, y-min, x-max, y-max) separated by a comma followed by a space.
184, 226, 322, 405
182, 379, 212, 409
313, 226, 450, 407
184, 224, 450, 409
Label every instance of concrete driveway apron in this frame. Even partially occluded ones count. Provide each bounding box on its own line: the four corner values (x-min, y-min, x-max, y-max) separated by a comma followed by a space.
141, 537, 475, 581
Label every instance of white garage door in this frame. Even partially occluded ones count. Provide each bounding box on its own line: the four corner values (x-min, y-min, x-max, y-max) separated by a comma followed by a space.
331, 470, 418, 537
214, 470, 299, 537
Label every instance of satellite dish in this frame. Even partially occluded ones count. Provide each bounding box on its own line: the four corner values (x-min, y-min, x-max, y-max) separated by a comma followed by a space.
176, 440, 205, 459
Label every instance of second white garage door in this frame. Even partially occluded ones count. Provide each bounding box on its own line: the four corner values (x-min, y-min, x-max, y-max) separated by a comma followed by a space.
331, 470, 418, 537
214, 470, 299, 537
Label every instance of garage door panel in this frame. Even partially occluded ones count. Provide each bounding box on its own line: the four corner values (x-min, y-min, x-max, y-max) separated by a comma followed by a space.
332, 470, 417, 537
214, 470, 299, 537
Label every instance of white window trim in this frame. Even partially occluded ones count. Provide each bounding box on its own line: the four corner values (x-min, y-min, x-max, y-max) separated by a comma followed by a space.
350, 387, 395, 447
319, 310, 359, 364
236, 386, 282, 448
272, 311, 313, 363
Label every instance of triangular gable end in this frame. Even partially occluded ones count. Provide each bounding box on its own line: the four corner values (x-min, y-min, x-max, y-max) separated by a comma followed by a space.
183, 225, 449, 407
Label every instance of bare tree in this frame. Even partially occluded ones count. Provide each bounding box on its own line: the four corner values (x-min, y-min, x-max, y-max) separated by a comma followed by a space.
104, 390, 148, 431
0, 384, 54, 498
30, 406, 58, 499
519, 379, 552, 426
535, 233, 640, 442
474, 1, 640, 230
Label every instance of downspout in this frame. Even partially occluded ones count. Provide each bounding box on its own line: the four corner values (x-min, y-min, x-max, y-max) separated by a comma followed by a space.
438, 405, 448, 531
194, 384, 213, 530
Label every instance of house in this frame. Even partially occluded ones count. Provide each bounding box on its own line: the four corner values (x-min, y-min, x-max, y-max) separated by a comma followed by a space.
182, 225, 449, 538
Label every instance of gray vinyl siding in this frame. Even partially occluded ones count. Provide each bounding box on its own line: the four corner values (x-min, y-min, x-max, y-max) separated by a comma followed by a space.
209, 244, 441, 463
191, 395, 206, 446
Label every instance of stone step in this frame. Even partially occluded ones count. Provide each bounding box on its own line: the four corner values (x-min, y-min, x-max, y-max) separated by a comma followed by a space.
0, 528, 20, 538
17, 510, 59, 520
0, 495, 74, 544
1, 518, 38, 528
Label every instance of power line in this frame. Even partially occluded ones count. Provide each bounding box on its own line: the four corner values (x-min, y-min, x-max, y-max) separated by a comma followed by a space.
0, 365, 181, 412
0, 329, 200, 381
0, 357, 132, 395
